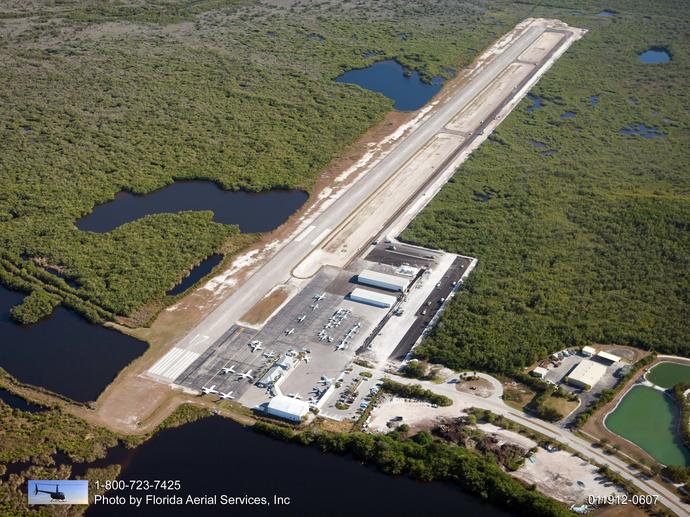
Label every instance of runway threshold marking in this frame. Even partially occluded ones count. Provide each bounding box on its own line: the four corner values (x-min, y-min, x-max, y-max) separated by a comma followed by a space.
310, 228, 331, 246
149, 347, 200, 380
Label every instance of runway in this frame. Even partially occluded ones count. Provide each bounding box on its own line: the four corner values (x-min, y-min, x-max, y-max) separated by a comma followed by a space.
147, 18, 585, 383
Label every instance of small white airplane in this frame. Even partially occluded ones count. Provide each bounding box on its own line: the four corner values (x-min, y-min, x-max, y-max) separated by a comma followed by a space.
220, 365, 236, 374
310, 386, 324, 395
286, 349, 296, 357
201, 385, 218, 395
320, 376, 334, 385
285, 328, 295, 335
297, 315, 306, 323
311, 303, 319, 311
219, 391, 234, 400
314, 293, 326, 301
288, 393, 302, 399
238, 370, 254, 381
335, 343, 346, 351
249, 340, 263, 352
263, 350, 276, 359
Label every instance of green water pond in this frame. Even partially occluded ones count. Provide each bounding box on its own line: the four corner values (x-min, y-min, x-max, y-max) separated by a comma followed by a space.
647, 362, 690, 389
605, 385, 690, 466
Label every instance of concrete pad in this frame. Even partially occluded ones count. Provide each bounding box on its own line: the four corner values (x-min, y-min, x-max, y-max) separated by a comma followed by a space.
518, 31, 564, 63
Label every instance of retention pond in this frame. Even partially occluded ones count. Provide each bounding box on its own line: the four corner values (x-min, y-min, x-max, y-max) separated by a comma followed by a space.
605, 385, 690, 466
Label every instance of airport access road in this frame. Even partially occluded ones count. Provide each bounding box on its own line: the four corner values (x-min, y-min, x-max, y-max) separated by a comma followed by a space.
147, 19, 583, 383
390, 376, 688, 517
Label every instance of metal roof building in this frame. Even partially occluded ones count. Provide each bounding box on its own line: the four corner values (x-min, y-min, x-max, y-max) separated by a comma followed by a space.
349, 288, 397, 308
266, 395, 310, 422
531, 366, 549, 379
581, 346, 596, 357
596, 351, 620, 364
357, 269, 410, 292
566, 360, 607, 390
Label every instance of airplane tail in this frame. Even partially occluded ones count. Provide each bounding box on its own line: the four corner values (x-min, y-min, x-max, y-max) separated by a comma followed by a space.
34, 484, 38, 495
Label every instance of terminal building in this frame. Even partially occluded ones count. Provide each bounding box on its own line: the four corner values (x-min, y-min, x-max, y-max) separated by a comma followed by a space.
357, 269, 410, 292
266, 395, 310, 422
565, 359, 607, 390
349, 288, 397, 308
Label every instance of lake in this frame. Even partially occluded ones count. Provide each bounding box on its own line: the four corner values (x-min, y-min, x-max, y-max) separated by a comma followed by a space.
0, 285, 147, 402
0, 388, 47, 413
167, 253, 223, 296
77, 181, 307, 234
639, 48, 671, 64
647, 362, 690, 389
87, 416, 511, 516
605, 386, 690, 466
336, 60, 444, 111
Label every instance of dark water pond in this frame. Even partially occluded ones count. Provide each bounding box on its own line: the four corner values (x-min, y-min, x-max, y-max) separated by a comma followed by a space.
0, 285, 147, 402
336, 60, 444, 111
77, 181, 307, 234
525, 93, 543, 113
167, 254, 223, 296
597, 10, 616, 17
639, 48, 671, 64
0, 388, 47, 413
87, 417, 512, 517
560, 111, 576, 119
619, 123, 666, 138
589, 95, 599, 107
529, 139, 548, 148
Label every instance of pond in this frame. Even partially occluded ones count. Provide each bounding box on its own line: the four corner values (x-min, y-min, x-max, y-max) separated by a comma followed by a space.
597, 10, 616, 17
77, 181, 307, 234
0, 388, 47, 413
619, 123, 665, 138
167, 253, 223, 296
647, 362, 690, 389
589, 95, 599, 107
639, 48, 671, 64
0, 285, 147, 402
605, 386, 690, 466
87, 416, 510, 517
560, 111, 576, 119
525, 94, 543, 113
335, 60, 444, 111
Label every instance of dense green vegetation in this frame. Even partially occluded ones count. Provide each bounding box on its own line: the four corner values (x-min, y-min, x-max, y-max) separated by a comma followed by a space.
253, 421, 571, 517
671, 382, 690, 450
9, 288, 60, 324
404, 0, 690, 372
381, 378, 453, 406
0, 0, 510, 321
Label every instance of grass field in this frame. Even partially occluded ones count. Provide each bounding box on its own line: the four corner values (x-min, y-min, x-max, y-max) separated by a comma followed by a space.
403, 0, 690, 372
0, 0, 513, 321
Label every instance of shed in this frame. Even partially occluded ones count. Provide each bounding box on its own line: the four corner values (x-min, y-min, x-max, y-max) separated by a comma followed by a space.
596, 351, 620, 364
581, 346, 596, 357
531, 366, 548, 379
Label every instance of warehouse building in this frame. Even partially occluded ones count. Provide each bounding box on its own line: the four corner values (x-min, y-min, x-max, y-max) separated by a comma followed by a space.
349, 288, 397, 308
266, 395, 310, 422
357, 269, 410, 292
565, 360, 607, 390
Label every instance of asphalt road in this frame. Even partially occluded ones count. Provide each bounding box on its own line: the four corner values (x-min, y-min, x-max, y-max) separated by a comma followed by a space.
151, 22, 571, 378
393, 375, 688, 516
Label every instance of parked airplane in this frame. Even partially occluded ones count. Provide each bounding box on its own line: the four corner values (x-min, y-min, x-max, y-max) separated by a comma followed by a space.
335, 343, 346, 351
249, 340, 263, 352
286, 349, 296, 357
263, 351, 276, 359
297, 315, 307, 323
219, 391, 235, 400
304, 356, 310, 364
310, 386, 324, 395
320, 376, 334, 385
238, 370, 254, 381
201, 385, 218, 395
288, 393, 302, 399
314, 293, 326, 301
221, 365, 236, 374
285, 328, 295, 335
311, 303, 319, 311
34, 484, 65, 501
